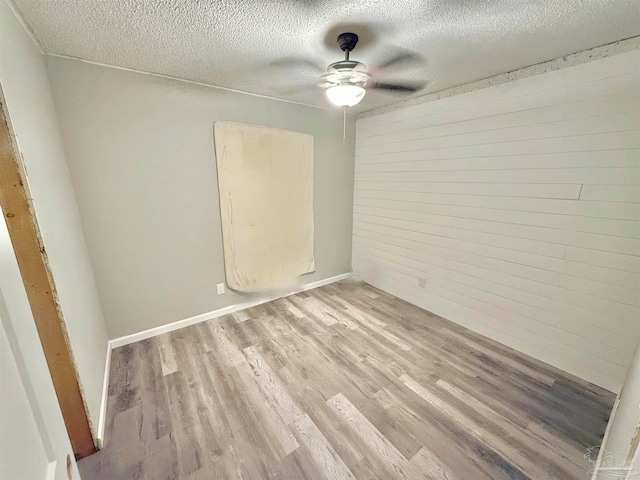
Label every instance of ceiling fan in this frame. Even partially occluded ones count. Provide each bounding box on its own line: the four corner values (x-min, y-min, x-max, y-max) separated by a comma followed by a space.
320, 32, 428, 109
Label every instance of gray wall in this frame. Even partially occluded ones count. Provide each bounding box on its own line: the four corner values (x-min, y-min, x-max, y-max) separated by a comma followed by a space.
1, 1, 109, 435
46, 57, 355, 339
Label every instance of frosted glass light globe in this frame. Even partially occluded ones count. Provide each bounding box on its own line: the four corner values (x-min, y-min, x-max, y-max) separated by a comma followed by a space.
325, 85, 366, 108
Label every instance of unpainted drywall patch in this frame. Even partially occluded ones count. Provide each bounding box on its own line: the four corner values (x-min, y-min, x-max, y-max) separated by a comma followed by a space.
213, 122, 315, 293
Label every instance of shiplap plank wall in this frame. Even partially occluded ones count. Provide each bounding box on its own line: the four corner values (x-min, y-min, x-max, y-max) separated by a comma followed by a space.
353, 51, 640, 393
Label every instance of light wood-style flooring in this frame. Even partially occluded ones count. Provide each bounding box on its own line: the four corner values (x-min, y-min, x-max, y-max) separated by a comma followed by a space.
79, 281, 615, 479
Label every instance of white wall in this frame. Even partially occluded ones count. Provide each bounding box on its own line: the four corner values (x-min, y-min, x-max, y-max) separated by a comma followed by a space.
45, 57, 355, 339
0, 320, 50, 480
1, 217, 81, 479
594, 340, 640, 479
0, 0, 109, 432
354, 50, 640, 393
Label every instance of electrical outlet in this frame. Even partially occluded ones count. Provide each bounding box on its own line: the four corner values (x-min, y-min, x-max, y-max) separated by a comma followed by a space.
217, 283, 225, 295
418, 276, 427, 288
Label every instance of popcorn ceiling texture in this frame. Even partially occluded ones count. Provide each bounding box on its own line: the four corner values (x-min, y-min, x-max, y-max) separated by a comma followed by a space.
11, 0, 640, 112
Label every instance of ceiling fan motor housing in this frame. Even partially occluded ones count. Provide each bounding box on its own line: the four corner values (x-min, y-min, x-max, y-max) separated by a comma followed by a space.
322, 63, 369, 88
327, 60, 362, 72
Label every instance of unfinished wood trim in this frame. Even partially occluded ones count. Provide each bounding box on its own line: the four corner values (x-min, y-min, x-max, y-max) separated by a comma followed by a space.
0, 87, 96, 458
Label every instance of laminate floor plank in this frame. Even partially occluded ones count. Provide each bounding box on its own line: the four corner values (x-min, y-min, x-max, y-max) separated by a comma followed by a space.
80, 281, 615, 479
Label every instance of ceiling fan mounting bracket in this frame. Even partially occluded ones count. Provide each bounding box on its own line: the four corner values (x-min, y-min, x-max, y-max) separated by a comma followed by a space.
337, 32, 359, 53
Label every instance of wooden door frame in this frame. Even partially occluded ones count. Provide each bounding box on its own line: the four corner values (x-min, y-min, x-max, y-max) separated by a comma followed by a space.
0, 85, 96, 458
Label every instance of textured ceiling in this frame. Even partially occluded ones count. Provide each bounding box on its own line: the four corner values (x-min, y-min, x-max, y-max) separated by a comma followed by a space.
12, 0, 640, 113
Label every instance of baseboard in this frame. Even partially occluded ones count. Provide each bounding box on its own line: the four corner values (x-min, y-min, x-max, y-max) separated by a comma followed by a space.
109, 272, 351, 349
96, 272, 351, 439
45, 460, 57, 480
96, 341, 112, 448
301, 272, 353, 291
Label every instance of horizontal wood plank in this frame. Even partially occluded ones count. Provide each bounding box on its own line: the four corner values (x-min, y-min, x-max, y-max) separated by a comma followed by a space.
354, 51, 640, 393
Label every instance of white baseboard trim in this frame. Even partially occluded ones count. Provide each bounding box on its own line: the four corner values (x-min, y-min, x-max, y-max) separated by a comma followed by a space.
302, 272, 353, 291
109, 272, 351, 349
96, 341, 112, 448
45, 460, 57, 480
96, 272, 351, 441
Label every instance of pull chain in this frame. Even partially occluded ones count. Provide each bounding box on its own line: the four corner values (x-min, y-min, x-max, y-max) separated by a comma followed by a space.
343, 107, 347, 144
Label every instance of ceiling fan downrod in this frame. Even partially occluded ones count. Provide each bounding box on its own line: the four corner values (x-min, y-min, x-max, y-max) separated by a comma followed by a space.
337, 32, 359, 62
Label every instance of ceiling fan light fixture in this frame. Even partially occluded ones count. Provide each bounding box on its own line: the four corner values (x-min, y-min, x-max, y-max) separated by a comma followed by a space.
325, 84, 366, 108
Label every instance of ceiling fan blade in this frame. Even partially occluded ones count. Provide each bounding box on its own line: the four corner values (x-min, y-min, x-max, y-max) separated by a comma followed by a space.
373, 51, 424, 71
272, 83, 318, 95
268, 57, 324, 74
370, 81, 427, 93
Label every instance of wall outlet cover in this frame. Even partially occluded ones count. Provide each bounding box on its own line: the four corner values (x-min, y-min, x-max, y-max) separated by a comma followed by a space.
217, 283, 225, 295
418, 277, 427, 288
